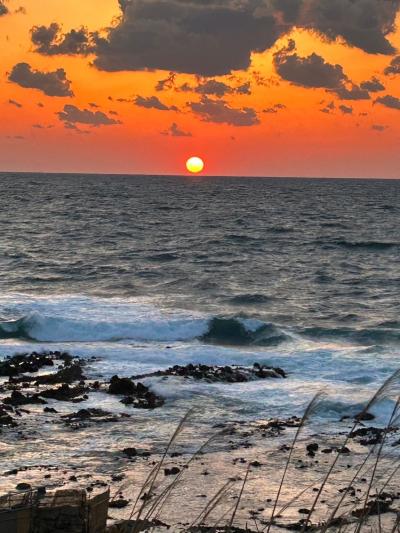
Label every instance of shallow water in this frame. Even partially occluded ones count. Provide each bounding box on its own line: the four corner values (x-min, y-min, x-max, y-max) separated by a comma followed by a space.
1, 173, 400, 465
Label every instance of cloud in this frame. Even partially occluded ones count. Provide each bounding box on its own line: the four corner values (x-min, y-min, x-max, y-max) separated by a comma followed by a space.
31, 23, 93, 55
134, 95, 177, 111
372, 124, 387, 131
384, 56, 400, 76
273, 41, 370, 100
9, 63, 73, 97
57, 105, 122, 127
339, 104, 353, 114
161, 122, 192, 137
263, 103, 286, 113
155, 72, 176, 91
0, 1, 8, 16
374, 95, 400, 110
195, 80, 234, 98
301, 0, 400, 55
93, 0, 284, 76
334, 83, 370, 100
9, 99, 23, 108
189, 96, 259, 126
360, 77, 385, 92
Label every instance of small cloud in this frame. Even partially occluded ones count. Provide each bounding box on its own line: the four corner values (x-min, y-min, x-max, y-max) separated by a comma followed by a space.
360, 77, 385, 92
189, 96, 259, 127
8, 99, 23, 108
0, 1, 9, 16
372, 124, 387, 132
384, 56, 400, 76
37, 102, 44, 108
339, 104, 353, 114
263, 103, 286, 113
333, 83, 370, 100
6, 135, 24, 140
374, 95, 400, 110
15, 6, 26, 14
155, 72, 176, 91
57, 104, 122, 128
89, 102, 99, 108
109, 110, 118, 116
32, 123, 54, 129
134, 95, 177, 111
9, 62, 73, 97
320, 101, 335, 114
161, 122, 192, 137
31, 23, 94, 56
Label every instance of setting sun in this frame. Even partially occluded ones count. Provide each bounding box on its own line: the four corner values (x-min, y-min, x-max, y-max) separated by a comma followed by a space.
186, 157, 204, 174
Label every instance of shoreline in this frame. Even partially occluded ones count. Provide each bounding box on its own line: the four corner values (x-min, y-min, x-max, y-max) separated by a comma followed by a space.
1, 352, 400, 531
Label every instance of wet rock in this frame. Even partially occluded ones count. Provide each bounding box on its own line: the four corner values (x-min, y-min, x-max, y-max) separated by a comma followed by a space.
35, 363, 85, 385
122, 448, 137, 458
0, 352, 54, 377
44, 407, 58, 414
0, 406, 17, 427
355, 411, 375, 421
3, 390, 46, 406
164, 467, 180, 476
352, 495, 392, 518
131, 362, 286, 383
40, 384, 87, 401
109, 498, 130, 509
109, 376, 137, 395
350, 426, 385, 446
16, 482, 32, 491
306, 443, 319, 457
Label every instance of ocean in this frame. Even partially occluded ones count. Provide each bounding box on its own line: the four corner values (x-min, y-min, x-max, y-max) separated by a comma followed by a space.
1, 173, 400, 441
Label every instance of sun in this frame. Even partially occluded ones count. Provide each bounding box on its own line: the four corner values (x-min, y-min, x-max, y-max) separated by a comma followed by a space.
186, 156, 204, 174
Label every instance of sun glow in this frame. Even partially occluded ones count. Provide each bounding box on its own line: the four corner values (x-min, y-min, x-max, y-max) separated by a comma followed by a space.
186, 156, 204, 174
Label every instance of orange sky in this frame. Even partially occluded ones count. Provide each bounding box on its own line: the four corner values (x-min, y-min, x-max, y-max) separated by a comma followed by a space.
1, 0, 400, 178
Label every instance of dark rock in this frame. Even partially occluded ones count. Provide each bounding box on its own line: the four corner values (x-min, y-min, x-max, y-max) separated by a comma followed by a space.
350, 426, 385, 446
16, 483, 31, 491
164, 467, 180, 476
0, 406, 17, 427
355, 411, 375, 421
109, 376, 137, 395
35, 363, 85, 385
122, 448, 137, 458
298, 509, 311, 514
131, 363, 286, 384
40, 384, 87, 401
44, 407, 58, 414
0, 352, 54, 377
109, 499, 130, 509
3, 390, 46, 406
306, 443, 319, 456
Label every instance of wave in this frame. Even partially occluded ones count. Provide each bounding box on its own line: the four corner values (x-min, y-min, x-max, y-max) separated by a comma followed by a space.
319, 239, 398, 251
0, 310, 289, 346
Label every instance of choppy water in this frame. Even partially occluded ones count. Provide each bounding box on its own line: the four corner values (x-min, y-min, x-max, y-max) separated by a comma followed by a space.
1, 172, 400, 422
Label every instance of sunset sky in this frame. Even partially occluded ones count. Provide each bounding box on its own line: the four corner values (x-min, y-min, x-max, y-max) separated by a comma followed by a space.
1, 0, 400, 178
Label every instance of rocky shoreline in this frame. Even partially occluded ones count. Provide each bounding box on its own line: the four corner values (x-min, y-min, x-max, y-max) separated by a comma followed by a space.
1, 352, 400, 532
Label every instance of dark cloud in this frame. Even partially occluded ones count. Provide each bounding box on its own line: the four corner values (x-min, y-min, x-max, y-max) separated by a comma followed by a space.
374, 95, 400, 110
93, 0, 284, 76
0, 1, 8, 16
161, 122, 192, 137
32, 123, 54, 129
333, 83, 370, 100
195, 80, 234, 98
9, 99, 23, 108
9, 63, 73, 97
34, 0, 400, 77
339, 104, 353, 114
57, 105, 122, 127
273, 41, 346, 89
134, 95, 178, 111
189, 96, 259, 126
384, 56, 400, 76
31, 23, 93, 56
156, 72, 176, 91
360, 77, 385, 92
301, 0, 400, 55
